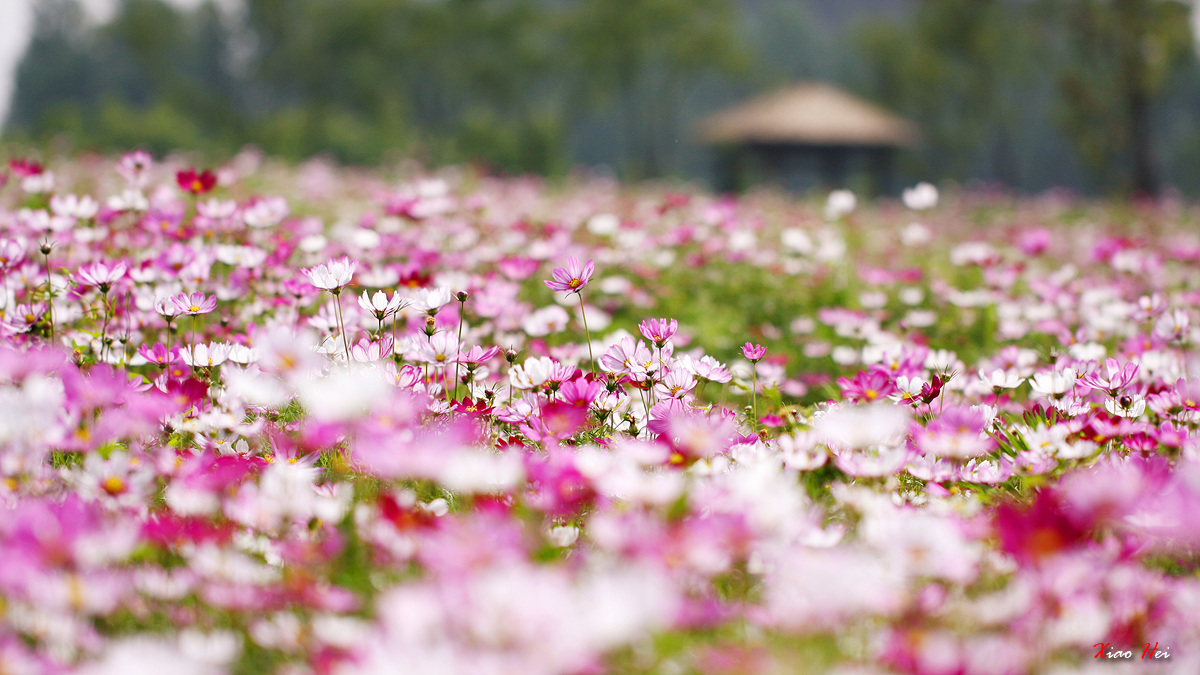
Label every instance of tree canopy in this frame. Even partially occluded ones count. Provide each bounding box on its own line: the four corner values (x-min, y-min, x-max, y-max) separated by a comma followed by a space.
6, 0, 1200, 196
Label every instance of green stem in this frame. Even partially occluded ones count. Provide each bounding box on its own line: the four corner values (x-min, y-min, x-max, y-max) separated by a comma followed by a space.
454, 298, 466, 401
334, 291, 350, 362
99, 291, 111, 363
165, 319, 173, 375
751, 367, 759, 434
577, 292, 594, 374
43, 251, 54, 343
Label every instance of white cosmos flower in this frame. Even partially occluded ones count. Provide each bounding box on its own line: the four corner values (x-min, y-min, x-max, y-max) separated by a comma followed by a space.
979, 368, 1023, 390
902, 182, 939, 210
411, 286, 452, 314
242, 196, 289, 228
1028, 368, 1077, 398
510, 356, 555, 390
415, 332, 458, 365
1105, 393, 1146, 418
51, 193, 99, 220
824, 189, 857, 220
108, 189, 148, 210
813, 402, 910, 450
180, 343, 231, 368
523, 305, 570, 336
304, 256, 356, 291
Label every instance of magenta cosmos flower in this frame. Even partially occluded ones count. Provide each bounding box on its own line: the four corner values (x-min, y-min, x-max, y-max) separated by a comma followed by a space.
544, 257, 594, 294
170, 291, 217, 316
742, 342, 767, 362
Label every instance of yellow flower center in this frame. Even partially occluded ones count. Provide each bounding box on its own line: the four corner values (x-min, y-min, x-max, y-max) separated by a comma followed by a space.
102, 476, 126, 495
568, 278, 582, 289
189, 305, 201, 312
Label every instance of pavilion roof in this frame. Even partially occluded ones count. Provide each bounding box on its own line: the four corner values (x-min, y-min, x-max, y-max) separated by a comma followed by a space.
696, 82, 918, 147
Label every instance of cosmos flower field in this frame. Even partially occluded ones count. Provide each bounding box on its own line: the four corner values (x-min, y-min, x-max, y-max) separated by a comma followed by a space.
1, 150, 1198, 674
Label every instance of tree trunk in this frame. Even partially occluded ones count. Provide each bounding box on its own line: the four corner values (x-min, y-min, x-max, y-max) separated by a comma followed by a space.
1128, 86, 1158, 197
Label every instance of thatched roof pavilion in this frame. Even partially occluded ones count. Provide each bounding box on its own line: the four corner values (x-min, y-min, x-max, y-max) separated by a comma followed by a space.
696, 83, 918, 194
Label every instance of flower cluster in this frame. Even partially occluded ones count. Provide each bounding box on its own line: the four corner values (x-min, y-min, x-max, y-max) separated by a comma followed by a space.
0, 151, 1197, 674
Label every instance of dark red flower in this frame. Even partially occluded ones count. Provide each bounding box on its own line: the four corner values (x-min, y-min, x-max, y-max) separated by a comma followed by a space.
992, 490, 1088, 566
176, 168, 217, 195
9, 158, 43, 178
451, 396, 495, 418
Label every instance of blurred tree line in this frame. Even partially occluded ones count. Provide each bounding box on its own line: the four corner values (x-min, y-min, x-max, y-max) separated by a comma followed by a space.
6, 0, 1200, 196
856, 0, 1200, 196
5, 0, 749, 178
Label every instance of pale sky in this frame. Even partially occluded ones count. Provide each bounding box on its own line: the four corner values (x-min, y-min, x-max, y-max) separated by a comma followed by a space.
0, 0, 35, 127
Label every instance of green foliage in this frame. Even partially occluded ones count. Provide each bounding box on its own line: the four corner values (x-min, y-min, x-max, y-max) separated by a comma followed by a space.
855, 0, 1200, 196
855, 0, 1046, 185
5, 0, 748, 176
1047, 0, 1195, 194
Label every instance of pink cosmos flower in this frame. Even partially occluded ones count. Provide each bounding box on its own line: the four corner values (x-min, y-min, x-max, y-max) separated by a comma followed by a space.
304, 256, 357, 291
1147, 378, 1200, 417
136, 343, 176, 366
679, 354, 732, 384
742, 342, 766, 362
116, 150, 153, 186
913, 405, 995, 459
1079, 358, 1139, 394
544, 256, 595, 294
558, 376, 601, 407
653, 368, 697, 400
351, 335, 394, 363
455, 345, 501, 366
0, 240, 25, 271
599, 336, 656, 382
659, 405, 739, 461
170, 291, 218, 316
497, 256, 539, 280
837, 367, 896, 403
76, 261, 128, 291
639, 318, 679, 346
